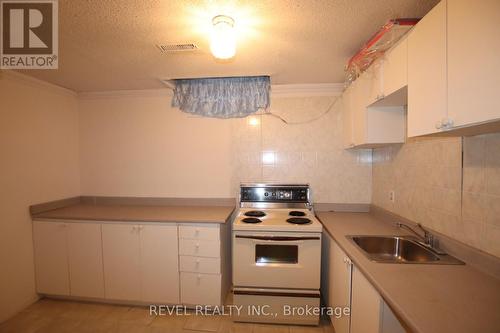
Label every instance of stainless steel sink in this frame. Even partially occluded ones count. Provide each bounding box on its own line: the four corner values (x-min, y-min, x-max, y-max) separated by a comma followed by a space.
347, 235, 464, 265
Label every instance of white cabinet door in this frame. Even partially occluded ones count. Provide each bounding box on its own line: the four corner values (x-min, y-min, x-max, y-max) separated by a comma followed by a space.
102, 224, 141, 301
447, 0, 500, 128
180, 272, 221, 306
329, 238, 352, 333
33, 221, 70, 296
382, 38, 408, 97
140, 225, 179, 304
179, 239, 220, 258
179, 225, 220, 241
67, 223, 104, 298
367, 60, 384, 105
180, 256, 220, 274
351, 74, 371, 146
350, 266, 382, 333
407, 0, 447, 137
381, 301, 407, 333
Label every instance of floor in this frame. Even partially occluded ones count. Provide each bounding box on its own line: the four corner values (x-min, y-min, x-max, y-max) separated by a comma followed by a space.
0, 299, 335, 333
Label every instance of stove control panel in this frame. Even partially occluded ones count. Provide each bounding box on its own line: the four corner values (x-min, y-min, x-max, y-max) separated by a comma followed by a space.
240, 185, 309, 203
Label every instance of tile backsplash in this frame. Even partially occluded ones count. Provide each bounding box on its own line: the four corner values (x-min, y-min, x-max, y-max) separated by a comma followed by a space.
372, 133, 500, 258
230, 95, 372, 204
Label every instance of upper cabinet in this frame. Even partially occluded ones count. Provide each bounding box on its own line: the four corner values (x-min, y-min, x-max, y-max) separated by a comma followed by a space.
342, 37, 408, 149
407, 0, 447, 137
382, 38, 408, 99
408, 0, 500, 137
343, 0, 500, 145
447, 0, 500, 129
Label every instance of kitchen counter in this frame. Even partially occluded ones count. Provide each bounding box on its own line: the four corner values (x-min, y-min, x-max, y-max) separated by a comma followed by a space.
32, 203, 235, 224
316, 211, 500, 333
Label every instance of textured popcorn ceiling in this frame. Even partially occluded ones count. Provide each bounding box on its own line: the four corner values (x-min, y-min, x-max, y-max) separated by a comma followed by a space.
19, 0, 438, 92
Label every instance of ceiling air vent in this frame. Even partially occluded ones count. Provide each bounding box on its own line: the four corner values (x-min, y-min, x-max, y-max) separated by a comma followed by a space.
156, 43, 198, 53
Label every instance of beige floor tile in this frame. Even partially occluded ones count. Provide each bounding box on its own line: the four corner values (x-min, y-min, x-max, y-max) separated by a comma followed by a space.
0, 313, 53, 333
149, 313, 186, 332
59, 302, 119, 321
253, 323, 290, 333
21, 299, 74, 319
34, 316, 84, 333
71, 318, 118, 333
1, 300, 331, 333
183, 314, 223, 332
112, 323, 151, 333
115, 306, 155, 326
289, 325, 325, 333
218, 319, 254, 333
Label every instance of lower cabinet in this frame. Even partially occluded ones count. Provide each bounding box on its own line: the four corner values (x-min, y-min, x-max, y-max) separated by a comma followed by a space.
350, 265, 383, 333
178, 223, 229, 307
33, 221, 104, 298
322, 232, 352, 333
180, 272, 221, 306
101, 223, 179, 304
33, 221, 71, 296
67, 223, 104, 298
322, 232, 406, 333
101, 224, 142, 301
33, 220, 227, 307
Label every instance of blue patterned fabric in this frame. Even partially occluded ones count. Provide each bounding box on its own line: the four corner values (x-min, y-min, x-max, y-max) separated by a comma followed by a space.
172, 76, 270, 118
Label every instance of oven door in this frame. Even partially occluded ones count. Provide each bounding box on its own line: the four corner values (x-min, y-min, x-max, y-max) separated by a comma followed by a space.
232, 231, 321, 289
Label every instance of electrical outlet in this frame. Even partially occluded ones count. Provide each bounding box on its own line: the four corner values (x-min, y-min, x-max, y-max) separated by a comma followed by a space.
389, 190, 395, 203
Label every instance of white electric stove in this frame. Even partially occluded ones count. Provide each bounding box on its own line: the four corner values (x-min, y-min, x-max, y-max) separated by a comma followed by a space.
232, 184, 322, 326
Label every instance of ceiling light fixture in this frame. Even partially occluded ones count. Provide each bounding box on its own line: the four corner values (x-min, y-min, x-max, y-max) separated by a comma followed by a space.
210, 15, 236, 59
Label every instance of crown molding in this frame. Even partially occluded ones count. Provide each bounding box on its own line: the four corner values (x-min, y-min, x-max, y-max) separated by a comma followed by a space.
78, 83, 344, 100
271, 83, 344, 97
0, 70, 77, 97
1, 72, 344, 99
78, 88, 173, 100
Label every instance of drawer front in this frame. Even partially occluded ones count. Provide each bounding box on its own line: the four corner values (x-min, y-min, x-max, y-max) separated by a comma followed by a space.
180, 272, 221, 306
179, 225, 220, 241
179, 239, 220, 258
180, 255, 220, 274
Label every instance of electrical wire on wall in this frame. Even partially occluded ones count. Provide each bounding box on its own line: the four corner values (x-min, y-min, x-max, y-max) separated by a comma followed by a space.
259, 97, 339, 125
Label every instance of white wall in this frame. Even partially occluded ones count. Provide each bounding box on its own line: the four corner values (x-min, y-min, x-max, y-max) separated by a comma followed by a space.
79, 91, 372, 203
79, 91, 234, 197
0, 72, 80, 322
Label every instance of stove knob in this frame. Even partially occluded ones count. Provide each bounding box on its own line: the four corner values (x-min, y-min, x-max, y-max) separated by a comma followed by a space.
264, 192, 269, 197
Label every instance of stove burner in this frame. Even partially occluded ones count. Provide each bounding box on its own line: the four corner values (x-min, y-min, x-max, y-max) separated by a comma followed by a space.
286, 217, 311, 225
242, 217, 262, 224
289, 211, 306, 217
244, 210, 266, 217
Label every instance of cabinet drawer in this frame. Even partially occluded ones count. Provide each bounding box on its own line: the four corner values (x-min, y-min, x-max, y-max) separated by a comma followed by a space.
179, 225, 219, 241
179, 239, 220, 258
180, 272, 221, 306
180, 255, 220, 274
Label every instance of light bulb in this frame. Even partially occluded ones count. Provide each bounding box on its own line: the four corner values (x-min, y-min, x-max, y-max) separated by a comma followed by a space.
247, 116, 260, 126
210, 15, 236, 59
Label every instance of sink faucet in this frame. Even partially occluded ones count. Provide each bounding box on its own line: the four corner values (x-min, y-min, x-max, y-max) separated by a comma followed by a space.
396, 222, 446, 255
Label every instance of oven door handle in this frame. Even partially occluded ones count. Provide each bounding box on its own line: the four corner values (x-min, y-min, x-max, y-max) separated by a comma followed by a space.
235, 235, 320, 241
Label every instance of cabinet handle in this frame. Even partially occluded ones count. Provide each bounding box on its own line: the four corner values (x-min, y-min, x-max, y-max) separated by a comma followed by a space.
196, 259, 200, 267
442, 118, 454, 129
